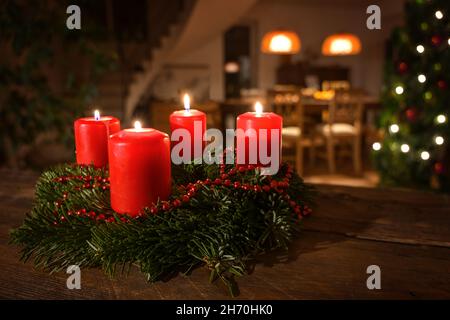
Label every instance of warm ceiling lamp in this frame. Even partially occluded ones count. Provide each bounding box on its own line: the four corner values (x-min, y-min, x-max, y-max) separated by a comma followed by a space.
322, 33, 361, 56
261, 30, 301, 54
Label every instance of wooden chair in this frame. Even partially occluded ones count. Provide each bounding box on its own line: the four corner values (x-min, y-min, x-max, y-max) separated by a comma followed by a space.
267, 87, 321, 176
317, 89, 363, 174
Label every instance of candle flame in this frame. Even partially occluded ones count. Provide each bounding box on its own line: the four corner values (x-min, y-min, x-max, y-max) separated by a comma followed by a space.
94, 110, 100, 121
134, 121, 142, 130
183, 93, 190, 112
255, 101, 263, 115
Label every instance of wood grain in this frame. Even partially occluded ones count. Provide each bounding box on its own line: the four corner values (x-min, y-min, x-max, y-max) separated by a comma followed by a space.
0, 169, 449, 299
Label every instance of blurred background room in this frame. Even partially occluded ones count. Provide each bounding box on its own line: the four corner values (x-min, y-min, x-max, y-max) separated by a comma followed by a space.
1, 0, 449, 191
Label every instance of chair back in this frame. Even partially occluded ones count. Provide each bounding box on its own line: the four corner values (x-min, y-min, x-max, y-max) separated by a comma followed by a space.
328, 89, 364, 132
266, 86, 304, 130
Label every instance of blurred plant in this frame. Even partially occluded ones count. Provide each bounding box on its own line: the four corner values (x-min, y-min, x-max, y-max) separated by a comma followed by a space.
0, 0, 117, 166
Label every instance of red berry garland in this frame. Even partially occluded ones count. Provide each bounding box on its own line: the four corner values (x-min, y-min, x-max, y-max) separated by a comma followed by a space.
50, 162, 311, 226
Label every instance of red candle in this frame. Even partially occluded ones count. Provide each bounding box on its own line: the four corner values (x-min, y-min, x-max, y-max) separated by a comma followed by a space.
169, 94, 206, 160
74, 110, 120, 167
236, 102, 282, 170
109, 121, 171, 216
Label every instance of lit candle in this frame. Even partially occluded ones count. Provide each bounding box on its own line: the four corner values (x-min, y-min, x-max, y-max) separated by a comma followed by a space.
236, 102, 282, 169
74, 110, 120, 167
108, 121, 171, 216
169, 94, 206, 160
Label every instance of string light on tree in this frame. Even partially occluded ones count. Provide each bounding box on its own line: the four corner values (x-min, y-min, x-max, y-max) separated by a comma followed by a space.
418, 74, 426, 83
420, 151, 430, 160
389, 124, 400, 133
435, 136, 444, 145
372, 142, 381, 151
401, 144, 410, 153
395, 86, 404, 94
416, 44, 425, 53
435, 10, 443, 19
436, 114, 447, 124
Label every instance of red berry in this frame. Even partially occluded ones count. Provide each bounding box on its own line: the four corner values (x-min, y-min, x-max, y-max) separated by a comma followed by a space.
262, 185, 271, 192
182, 195, 190, 202
67, 210, 73, 216
233, 181, 241, 188
289, 200, 297, 208
162, 202, 170, 211
106, 217, 115, 223
253, 185, 261, 192
204, 179, 211, 185
238, 166, 246, 173
229, 168, 236, 175
60, 216, 66, 222
120, 217, 127, 223
150, 206, 158, 214
221, 174, 228, 180
172, 199, 181, 207
223, 179, 231, 187
97, 214, 106, 221
88, 211, 96, 219
270, 180, 278, 188
214, 178, 222, 185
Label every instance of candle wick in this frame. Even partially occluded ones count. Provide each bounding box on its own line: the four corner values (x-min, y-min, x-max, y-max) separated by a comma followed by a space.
94, 110, 100, 121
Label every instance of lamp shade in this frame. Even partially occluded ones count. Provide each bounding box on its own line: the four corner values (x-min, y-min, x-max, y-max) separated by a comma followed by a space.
322, 33, 361, 56
261, 30, 301, 54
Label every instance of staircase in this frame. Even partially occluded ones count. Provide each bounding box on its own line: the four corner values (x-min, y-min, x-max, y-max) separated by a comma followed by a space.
91, 0, 194, 125
93, 0, 258, 125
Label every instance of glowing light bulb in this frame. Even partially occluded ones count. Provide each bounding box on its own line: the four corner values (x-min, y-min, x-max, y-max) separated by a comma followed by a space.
448, 38, 450, 46
255, 101, 263, 115
437, 114, 447, 123
269, 35, 292, 53
401, 144, 410, 153
395, 86, 404, 95
420, 151, 430, 160
183, 94, 190, 113
416, 45, 425, 53
134, 121, 142, 130
94, 110, 100, 121
372, 142, 381, 151
435, 10, 443, 19
389, 124, 399, 133
330, 39, 353, 55
418, 74, 426, 83
435, 136, 444, 145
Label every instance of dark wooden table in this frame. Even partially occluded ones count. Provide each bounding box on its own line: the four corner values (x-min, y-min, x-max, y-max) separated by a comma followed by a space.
1, 168, 450, 299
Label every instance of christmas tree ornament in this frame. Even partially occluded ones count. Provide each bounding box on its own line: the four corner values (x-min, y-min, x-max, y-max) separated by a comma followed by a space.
405, 107, 419, 122
431, 35, 442, 46
434, 162, 445, 174
398, 61, 408, 73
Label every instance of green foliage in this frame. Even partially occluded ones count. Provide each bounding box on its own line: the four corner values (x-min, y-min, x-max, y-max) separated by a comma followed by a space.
373, 0, 450, 191
0, 0, 117, 165
10, 163, 315, 296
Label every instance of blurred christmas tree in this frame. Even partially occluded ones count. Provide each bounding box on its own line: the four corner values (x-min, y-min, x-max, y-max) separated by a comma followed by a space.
373, 0, 450, 191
